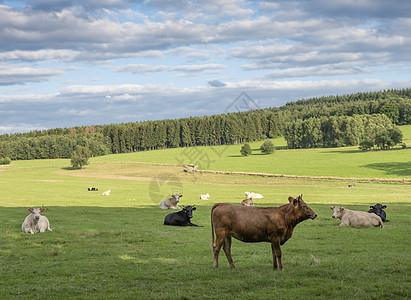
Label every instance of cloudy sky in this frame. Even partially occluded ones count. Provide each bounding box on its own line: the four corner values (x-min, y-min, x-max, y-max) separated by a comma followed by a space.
1, 0, 411, 134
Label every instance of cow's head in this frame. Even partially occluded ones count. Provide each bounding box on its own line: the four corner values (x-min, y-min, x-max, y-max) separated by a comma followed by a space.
330, 206, 344, 219
182, 205, 196, 218
288, 195, 317, 220
28, 206, 46, 222
172, 194, 183, 203
369, 203, 386, 213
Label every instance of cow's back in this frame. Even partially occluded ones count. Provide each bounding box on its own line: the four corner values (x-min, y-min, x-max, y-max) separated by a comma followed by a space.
343, 210, 383, 227
164, 212, 176, 225
159, 199, 169, 209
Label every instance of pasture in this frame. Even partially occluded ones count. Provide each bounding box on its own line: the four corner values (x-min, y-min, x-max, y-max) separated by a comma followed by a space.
0, 129, 410, 299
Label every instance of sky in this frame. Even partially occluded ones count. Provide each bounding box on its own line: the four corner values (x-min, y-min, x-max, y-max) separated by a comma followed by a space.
1, 0, 411, 134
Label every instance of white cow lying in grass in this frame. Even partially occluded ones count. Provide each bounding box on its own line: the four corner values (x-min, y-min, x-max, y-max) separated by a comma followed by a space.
245, 192, 263, 199
199, 193, 210, 200
159, 194, 182, 209
330, 206, 383, 228
22, 206, 52, 234
102, 189, 111, 196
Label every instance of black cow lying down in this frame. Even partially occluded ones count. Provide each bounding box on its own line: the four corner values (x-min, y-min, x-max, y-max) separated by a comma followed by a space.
88, 187, 98, 191
164, 205, 200, 226
368, 203, 389, 222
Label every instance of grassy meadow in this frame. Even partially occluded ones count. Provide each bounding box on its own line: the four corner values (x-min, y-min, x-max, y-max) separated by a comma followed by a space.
0, 126, 410, 299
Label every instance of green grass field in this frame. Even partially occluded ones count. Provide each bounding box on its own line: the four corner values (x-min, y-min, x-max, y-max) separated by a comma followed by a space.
0, 126, 410, 299
91, 125, 411, 180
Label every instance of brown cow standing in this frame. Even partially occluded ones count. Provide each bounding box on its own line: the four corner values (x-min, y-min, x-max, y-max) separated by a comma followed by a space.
211, 195, 317, 270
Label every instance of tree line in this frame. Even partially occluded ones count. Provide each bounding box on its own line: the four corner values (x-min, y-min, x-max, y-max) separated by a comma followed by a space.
0, 110, 279, 160
0, 133, 111, 161
282, 114, 403, 149
0, 88, 409, 160
272, 88, 411, 128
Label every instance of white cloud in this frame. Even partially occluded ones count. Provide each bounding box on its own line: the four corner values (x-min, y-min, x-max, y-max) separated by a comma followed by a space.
0, 65, 64, 85
111, 63, 226, 76
0, 1, 410, 134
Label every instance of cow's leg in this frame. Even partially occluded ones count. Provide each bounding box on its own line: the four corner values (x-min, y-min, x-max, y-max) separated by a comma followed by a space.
223, 236, 235, 269
271, 240, 283, 270
212, 234, 226, 269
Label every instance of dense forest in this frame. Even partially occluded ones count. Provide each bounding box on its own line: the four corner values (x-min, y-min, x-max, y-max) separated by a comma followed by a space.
283, 114, 403, 149
0, 88, 410, 160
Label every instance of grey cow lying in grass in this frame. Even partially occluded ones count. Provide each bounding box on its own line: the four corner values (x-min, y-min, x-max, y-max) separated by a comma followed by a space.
22, 206, 52, 234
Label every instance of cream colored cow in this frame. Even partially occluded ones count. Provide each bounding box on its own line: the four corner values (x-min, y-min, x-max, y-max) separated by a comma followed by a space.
245, 192, 263, 199
330, 206, 383, 228
22, 206, 52, 234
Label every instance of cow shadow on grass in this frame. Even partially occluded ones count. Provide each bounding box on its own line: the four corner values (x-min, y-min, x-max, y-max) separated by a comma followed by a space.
362, 161, 411, 177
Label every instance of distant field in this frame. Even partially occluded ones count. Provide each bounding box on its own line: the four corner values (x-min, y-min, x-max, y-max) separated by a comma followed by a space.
91, 125, 411, 180
0, 126, 409, 299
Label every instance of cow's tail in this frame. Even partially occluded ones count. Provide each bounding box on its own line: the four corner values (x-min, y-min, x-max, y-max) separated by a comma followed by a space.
210, 203, 219, 248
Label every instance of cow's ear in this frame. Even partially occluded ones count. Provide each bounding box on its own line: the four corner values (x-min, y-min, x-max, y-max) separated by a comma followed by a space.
193, 207, 196, 210
288, 197, 294, 203
330, 206, 334, 210
341, 207, 345, 211
292, 198, 299, 207
370, 206, 374, 209
382, 205, 387, 209
28, 208, 33, 213
179, 194, 183, 198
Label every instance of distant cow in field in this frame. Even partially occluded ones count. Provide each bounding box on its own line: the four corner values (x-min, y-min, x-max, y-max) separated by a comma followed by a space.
330, 206, 383, 228
88, 187, 98, 191
245, 192, 263, 199
199, 193, 210, 200
164, 205, 199, 226
159, 194, 182, 209
211, 195, 317, 270
22, 206, 52, 234
241, 198, 254, 206
102, 189, 111, 196
368, 203, 389, 222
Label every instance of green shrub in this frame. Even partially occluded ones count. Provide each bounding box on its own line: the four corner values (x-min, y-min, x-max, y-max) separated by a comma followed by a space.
0, 157, 11, 165
359, 140, 374, 151
260, 140, 275, 155
240, 143, 252, 156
